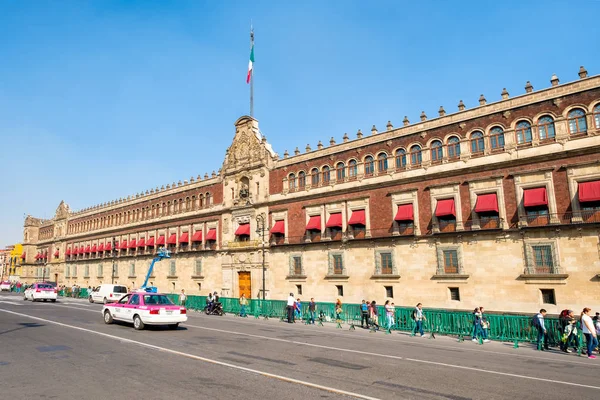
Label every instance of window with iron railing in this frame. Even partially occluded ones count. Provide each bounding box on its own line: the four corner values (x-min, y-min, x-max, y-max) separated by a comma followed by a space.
97, 264, 103, 277
443, 250, 458, 274
380, 252, 393, 275
328, 253, 346, 276
129, 263, 135, 277
524, 242, 560, 275
436, 245, 463, 275
329, 227, 342, 241
169, 260, 176, 277
194, 259, 202, 276
438, 217, 457, 232
397, 222, 414, 235
525, 207, 549, 226
289, 255, 304, 276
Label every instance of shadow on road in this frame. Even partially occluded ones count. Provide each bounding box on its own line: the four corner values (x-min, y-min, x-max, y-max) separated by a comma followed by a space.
0, 322, 45, 335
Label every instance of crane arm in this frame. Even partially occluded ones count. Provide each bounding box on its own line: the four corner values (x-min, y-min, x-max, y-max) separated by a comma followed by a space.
140, 248, 171, 292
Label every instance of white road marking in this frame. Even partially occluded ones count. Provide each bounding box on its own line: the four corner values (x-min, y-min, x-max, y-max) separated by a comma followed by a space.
192, 313, 600, 368
0, 300, 21, 306
182, 323, 600, 389
0, 308, 379, 400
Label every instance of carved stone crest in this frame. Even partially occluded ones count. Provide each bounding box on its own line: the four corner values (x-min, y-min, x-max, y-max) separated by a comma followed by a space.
55, 200, 70, 220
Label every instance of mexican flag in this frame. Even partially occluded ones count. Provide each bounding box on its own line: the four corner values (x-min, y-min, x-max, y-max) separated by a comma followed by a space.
246, 43, 254, 84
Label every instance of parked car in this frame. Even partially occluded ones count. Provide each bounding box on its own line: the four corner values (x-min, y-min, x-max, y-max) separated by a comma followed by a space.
89, 284, 128, 304
0, 281, 11, 291
102, 292, 187, 330
23, 283, 58, 302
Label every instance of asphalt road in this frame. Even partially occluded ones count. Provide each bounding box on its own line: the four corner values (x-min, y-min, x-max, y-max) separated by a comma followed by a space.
1, 293, 599, 400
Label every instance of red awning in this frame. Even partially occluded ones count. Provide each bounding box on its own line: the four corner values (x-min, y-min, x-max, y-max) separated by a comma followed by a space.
523, 187, 548, 207
91, 245, 97, 253
395, 204, 414, 221
65, 248, 71, 256
179, 233, 189, 243
167, 234, 177, 244
147, 237, 155, 246
104, 242, 112, 251
54, 250, 59, 257
206, 229, 217, 241
128, 239, 136, 249
119, 240, 127, 249
475, 193, 499, 213
35, 253, 40, 260
270, 220, 285, 234
137, 238, 145, 247
579, 180, 600, 203
79, 246, 85, 254
435, 198, 456, 217
191, 231, 203, 242
348, 210, 366, 226
326, 213, 343, 228
156, 235, 165, 245
21, 252, 26, 259
306, 215, 321, 231
71, 247, 77, 255
235, 224, 251, 236
98, 243, 105, 252
85, 245, 91, 254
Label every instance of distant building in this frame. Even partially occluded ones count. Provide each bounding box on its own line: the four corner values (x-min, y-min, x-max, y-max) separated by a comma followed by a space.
20, 68, 600, 312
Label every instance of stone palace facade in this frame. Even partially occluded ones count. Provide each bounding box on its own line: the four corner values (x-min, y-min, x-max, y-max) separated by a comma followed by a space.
18, 67, 600, 312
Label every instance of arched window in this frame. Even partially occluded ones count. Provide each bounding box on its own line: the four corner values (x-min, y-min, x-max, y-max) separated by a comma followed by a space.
311, 168, 320, 186
430, 140, 443, 162
490, 127, 505, 150
470, 131, 484, 154
448, 136, 461, 159
593, 104, 600, 129
395, 149, 406, 168
410, 145, 422, 165
298, 171, 306, 189
364, 156, 374, 176
377, 152, 388, 172
205, 192, 212, 205
288, 173, 296, 190
348, 160, 358, 177
538, 116, 555, 140
515, 121, 532, 144
568, 108, 587, 134
336, 162, 345, 181
322, 166, 330, 184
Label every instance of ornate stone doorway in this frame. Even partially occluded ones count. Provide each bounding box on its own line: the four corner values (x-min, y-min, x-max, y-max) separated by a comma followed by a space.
238, 271, 251, 299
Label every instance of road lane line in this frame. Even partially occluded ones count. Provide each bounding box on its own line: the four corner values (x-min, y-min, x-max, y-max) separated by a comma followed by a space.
182, 323, 600, 389
0, 308, 379, 400
191, 313, 600, 368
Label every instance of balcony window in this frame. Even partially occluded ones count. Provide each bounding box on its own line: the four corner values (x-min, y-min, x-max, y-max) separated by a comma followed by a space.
430, 140, 443, 163
395, 149, 407, 169
311, 168, 320, 186
515, 121, 533, 145
447, 136, 461, 159
490, 127, 505, 150
470, 131, 484, 154
410, 145, 422, 166
377, 152, 388, 173
538, 116, 555, 140
568, 108, 587, 135
364, 156, 374, 176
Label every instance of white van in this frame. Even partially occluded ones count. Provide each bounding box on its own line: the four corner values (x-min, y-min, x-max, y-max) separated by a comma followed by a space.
89, 284, 128, 304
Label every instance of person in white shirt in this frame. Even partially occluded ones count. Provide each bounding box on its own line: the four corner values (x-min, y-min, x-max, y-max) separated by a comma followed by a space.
286, 293, 295, 323
581, 307, 598, 359
179, 289, 186, 306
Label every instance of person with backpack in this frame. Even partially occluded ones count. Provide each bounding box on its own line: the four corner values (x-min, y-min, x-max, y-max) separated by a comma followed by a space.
479, 307, 490, 342
370, 300, 380, 330
533, 309, 549, 351
412, 303, 425, 337
558, 309, 573, 352
360, 300, 369, 329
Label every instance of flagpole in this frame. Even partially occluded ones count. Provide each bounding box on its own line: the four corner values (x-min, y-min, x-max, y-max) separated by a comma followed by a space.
250, 26, 254, 118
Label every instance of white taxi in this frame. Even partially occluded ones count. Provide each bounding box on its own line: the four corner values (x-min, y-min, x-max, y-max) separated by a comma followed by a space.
24, 283, 58, 302
102, 292, 187, 330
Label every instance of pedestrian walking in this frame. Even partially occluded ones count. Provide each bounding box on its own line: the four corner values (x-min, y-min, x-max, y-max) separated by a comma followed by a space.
360, 300, 369, 328
239, 293, 247, 317
179, 289, 186, 306
334, 299, 343, 322
391, 303, 396, 327
581, 308, 598, 359
286, 293, 295, 323
370, 300, 379, 330
412, 303, 426, 337
294, 298, 302, 322
384, 300, 393, 329
308, 298, 316, 324
533, 309, 549, 351
561, 315, 580, 353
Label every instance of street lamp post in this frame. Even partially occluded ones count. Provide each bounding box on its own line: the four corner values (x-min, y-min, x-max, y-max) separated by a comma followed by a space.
255, 214, 266, 301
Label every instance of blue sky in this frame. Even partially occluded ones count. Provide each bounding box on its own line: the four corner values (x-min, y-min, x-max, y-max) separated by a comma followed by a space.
0, 1, 598, 246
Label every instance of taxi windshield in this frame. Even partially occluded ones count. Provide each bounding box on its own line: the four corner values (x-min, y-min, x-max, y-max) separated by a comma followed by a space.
143, 295, 174, 305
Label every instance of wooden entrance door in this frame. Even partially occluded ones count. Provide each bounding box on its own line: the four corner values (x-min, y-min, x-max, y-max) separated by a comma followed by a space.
238, 271, 251, 299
